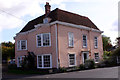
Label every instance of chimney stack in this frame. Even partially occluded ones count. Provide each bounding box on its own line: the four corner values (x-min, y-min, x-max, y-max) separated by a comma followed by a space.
45, 2, 51, 15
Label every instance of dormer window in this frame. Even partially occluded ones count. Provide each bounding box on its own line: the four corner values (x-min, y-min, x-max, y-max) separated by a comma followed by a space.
43, 18, 48, 24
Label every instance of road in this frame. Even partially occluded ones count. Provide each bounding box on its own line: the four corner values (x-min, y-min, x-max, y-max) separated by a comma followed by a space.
2, 66, 119, 79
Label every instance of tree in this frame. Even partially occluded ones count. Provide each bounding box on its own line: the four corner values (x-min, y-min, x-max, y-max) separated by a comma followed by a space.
22, 52, 36, 70
1, 41, 15, 60
102, 35, 113, 51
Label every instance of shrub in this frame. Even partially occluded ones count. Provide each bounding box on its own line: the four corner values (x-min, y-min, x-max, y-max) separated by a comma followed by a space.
22, 52, 36, 70
84, 59, 95, 69
79, 64, 85, 70
59, 67, 67, 72
8, 64, 17, 70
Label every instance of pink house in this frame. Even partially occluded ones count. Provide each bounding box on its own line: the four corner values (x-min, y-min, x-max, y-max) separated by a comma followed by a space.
14, 2, 103, 69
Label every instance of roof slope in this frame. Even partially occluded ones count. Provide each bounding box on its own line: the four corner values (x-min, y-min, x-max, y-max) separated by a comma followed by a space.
20, 8, 99, 33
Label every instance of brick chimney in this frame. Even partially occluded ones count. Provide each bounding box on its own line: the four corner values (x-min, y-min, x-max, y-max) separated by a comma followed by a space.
45, 2, 51, 15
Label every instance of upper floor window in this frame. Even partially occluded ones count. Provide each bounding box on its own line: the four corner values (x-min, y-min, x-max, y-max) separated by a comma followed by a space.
37, 33, 51, 47
94, 37, 98, 48
17, 40, 27, 50
83, 35, 87, 48
68, 32, 74, 47
43, 18, 48, 24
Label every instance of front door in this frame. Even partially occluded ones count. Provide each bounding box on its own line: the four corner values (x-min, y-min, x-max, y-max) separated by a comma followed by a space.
82, 52, 89, 64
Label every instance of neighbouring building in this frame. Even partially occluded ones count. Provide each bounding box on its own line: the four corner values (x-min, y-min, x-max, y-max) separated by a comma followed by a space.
117, 37, 120, 47
14, 2, 103, 69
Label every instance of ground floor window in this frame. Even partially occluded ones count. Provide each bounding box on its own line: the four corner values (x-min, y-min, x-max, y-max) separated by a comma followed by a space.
94, 53, 99, 63
37, 54, 52, 68
69, 54, 76, 67
17, 56, 25, 67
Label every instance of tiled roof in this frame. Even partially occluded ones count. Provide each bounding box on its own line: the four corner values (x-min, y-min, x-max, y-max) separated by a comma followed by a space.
20, 8, 99, 33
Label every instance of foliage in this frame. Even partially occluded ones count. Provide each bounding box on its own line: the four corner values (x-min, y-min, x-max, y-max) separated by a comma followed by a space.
79, 64, 85, 70
1, 41, 15, 60
103, 51, 111, 59
84, 59, 95, 69
8, 64, 17, 70
97, 48, 120, 68
59, 67, 67, 72
111, 47, 120, 56
102, 35, 113, 51
22, 52, 36, 70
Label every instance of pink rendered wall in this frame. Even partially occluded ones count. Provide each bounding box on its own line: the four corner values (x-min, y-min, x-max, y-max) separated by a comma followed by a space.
57, 24, 103, 67
15, 24, 103, 68
15, 25, 57, 68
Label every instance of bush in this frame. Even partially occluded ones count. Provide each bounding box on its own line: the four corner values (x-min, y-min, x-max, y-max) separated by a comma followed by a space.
59, 67, 67, 72
8, 64, 17, 70
84, 59, 95, 69
79, 64, 85, 70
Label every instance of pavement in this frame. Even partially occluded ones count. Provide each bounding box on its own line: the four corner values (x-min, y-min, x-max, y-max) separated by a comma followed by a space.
2, 66, 119, 79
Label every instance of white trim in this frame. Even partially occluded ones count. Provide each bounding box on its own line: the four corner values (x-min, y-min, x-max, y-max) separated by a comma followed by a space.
17, 56, 25, 67
37, 54, 52, 69
55, 24, 59, 69
82, 52, 89, 64
68, 53, 76, 67
94, 53, 99, 63
17, 40, 27, 51
68, 32, 74, 47
82, 35, 87, 48
15, 21, 103, 38
94, 37, 98, 48
36, 33, 51, 47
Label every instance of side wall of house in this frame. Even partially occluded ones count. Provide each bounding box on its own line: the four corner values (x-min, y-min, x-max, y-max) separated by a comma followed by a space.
57, 24, 103, 67
15, 24, 57, 68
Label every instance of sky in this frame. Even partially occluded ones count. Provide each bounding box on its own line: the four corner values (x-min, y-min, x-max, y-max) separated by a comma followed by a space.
0, 0, 119, 45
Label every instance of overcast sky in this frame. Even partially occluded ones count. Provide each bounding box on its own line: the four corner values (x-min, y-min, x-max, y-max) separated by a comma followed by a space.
0, 0, 119, 45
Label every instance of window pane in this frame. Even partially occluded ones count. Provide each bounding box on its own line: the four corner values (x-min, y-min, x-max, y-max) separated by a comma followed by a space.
17, 41, 20, 50
21, 40, 26, 49
43, 55, 50, 67
43, 34, 50, 46
38, 56, 42, 67
68, 32, 74, 47
69, 54, 75, 65
94, 53, 99, 62
83, 35, 87, 47
37, 35, 41, 46
94, 37, 98, 48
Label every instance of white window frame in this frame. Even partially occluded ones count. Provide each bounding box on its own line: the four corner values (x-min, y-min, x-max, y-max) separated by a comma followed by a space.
17, 40, 27, 50
82, 35, 87, 48
82, 52, 89, 64
68, 53, 76, 67
94, 53, 99, 63
94, 37, 98, 48
43, 18, 48, 24
37, 54, 52, 69
17, 56, 25, 67
36, 33, 51, 47
68, 32, 74, 47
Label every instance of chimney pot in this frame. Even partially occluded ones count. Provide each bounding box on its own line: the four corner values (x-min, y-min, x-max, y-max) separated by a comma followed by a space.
45, 2, 51, 15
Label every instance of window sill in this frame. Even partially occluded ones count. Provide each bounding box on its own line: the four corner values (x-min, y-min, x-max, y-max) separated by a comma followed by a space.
17, 49, 27, 51
37, 67, 52, 69
69, 65, 76, 67
82, 46, 87, 48
68, 46, 74, 48
94, 47, 98, 49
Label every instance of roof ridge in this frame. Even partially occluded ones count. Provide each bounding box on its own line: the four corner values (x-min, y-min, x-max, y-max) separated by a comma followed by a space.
56, 8, 88, 19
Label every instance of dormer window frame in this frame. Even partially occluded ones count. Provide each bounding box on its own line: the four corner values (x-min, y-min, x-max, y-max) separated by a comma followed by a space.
43, 18, 49, 24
